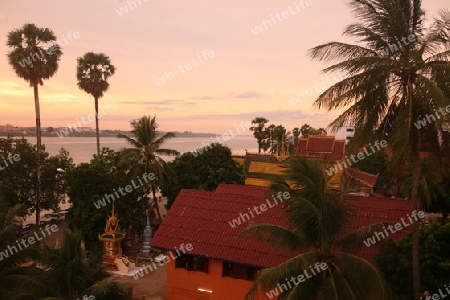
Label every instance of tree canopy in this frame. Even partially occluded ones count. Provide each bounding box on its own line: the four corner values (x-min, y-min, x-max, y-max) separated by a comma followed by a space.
162, 143, 245, 210
375, 223, 450, 300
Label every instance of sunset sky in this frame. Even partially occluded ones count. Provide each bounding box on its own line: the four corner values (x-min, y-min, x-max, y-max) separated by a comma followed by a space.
0, 0, 447, 135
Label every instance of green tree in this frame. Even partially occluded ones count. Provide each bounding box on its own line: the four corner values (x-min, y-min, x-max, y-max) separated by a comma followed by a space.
39, 231, 130, 300
375, 223, 450, 300
241, 157, 391, 299
6, 23, 63, 226
400, 156, 447, 209
118, 116, 179, 221
76, 52, 116, 156
0, 198, 43, 300
0, 137, 73, 219
300, 124, 327, 138
162, 143, 245, 210
250, 117, 269, 153
268, 125, 292, 155
309, 2, 450, 297
65, 148, 148, 248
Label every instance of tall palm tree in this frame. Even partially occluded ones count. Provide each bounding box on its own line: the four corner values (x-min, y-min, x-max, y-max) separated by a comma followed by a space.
269, 125, 291, 155
76, 52, 116, 157
6, 23, 63, 226
250, 117, 269, 153
118, 116, 179, 220
240, 157, 391, 299
309, 1, 450, 298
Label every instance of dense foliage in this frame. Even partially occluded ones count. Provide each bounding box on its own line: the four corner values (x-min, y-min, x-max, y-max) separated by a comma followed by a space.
162, 143, 245, 210
375, 223, 450, 300
0, 137, 73, 216
65, 148, 148, 248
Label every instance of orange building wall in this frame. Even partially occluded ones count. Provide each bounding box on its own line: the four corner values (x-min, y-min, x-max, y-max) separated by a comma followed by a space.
166, 258, 277, 300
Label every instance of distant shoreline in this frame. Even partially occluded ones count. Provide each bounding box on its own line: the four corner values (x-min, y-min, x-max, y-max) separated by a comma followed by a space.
0, 131, 251, 138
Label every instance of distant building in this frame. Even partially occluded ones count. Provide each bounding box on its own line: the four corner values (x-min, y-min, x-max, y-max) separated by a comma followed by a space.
0, 124, 22, 133
234, 135, 378, 193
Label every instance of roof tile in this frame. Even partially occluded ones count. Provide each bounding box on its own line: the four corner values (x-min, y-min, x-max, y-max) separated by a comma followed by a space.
151, 184, 412, 267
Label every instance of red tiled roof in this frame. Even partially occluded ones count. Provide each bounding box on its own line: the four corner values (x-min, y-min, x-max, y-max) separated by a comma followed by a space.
215, 184, 269, 198
151, 184, 412, 267
345, 195, 413, 262
306, 136, 335, 153
296, 136, 345, 161
346, 168, 379, 189
329, 139, 346, 161
297, 139, 307, 155
150, 185, 294, 268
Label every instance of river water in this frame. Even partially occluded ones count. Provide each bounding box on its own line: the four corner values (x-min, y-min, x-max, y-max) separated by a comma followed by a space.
20, 135, 257, 224
24, 135, 258, 164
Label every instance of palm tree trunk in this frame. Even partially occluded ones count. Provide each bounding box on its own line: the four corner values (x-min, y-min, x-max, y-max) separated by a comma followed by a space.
412, 149, 421, 300
94, 96, 100, 156
408, 77, 421, 300
33, 84, 42, 226
152, 188, 162, 221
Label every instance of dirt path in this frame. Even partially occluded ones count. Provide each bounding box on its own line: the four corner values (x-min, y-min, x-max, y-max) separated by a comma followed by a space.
107, 196, 168, 300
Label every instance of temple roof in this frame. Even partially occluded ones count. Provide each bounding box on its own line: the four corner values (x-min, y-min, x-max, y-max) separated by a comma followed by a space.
98, 202, 126, 242
296, 136, 346, 162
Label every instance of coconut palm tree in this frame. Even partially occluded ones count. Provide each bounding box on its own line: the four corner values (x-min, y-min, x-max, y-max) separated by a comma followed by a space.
240, 157, 392, 299
309, 1, 450, 298
250, 117, 269, 153
39, 231, 129, 300
6, 23, 63, 226
76, 52, 116, 156
118, 116, 180, 220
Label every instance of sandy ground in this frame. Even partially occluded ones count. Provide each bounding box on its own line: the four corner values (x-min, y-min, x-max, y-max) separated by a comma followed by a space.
106, 196, 169, 300
107, 262, 167, 300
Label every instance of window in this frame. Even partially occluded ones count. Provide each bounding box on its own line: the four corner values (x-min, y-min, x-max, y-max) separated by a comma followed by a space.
175, 254, 189, 269
190, 256, 207, 272
222, 262, 260, 281
222, 262, 234, 277
175, 255, 208, 273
